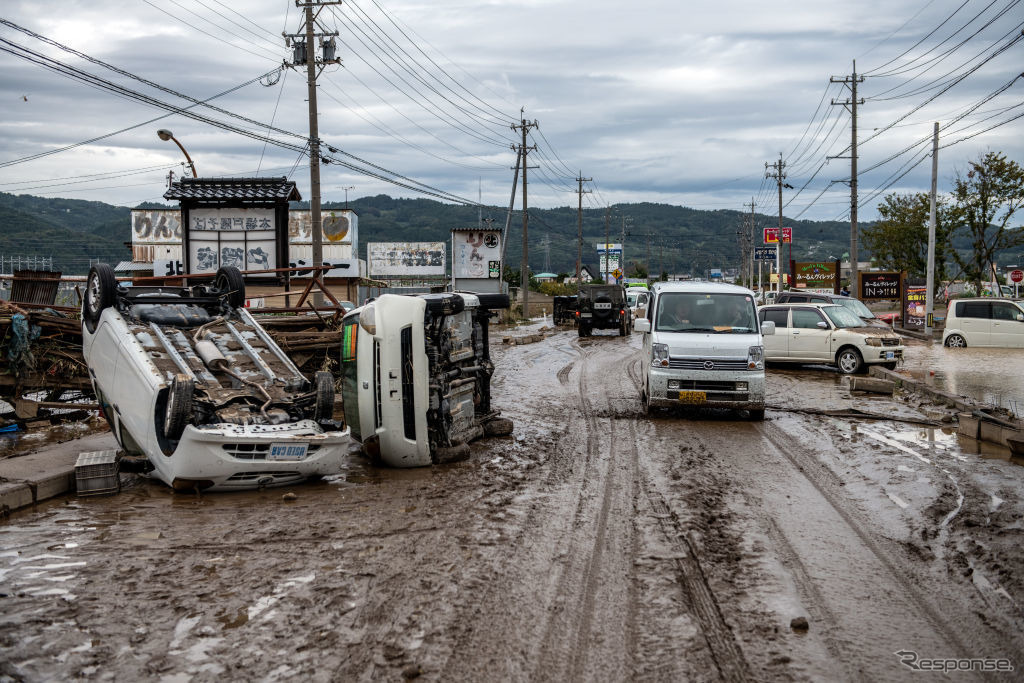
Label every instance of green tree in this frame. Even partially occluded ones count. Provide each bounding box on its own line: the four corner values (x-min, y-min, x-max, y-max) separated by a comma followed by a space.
502, 264, 520, 288
949, 151, 1024, 294
863, 192, 952, 288
627, 261, 648, 278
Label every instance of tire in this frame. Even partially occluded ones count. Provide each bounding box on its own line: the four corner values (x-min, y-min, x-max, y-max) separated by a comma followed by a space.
748, 407, 765, 421
164, 374, 194, 440
836, 347, 864, 375
945, 334, 967, 348
619, 318, 627, 336
422, 293, 465, 316
215, 266, 246, 309
578, 324, 590, 338
313, 371, 335, 421
881, 362, 898, 370
474, 293, 510, 310
641, 385, 650, 415
83, 263, 117, 334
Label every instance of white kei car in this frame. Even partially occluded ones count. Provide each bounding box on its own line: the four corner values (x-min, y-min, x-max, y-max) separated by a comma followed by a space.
81, 263, 350, 491
757, 303, 904, 373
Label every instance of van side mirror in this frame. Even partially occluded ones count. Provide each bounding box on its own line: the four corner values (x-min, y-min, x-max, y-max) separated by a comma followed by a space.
634, 318, 651, 333
760, 320, 775, 336
1017, 313, 1024, 322
816, 321, 829, 329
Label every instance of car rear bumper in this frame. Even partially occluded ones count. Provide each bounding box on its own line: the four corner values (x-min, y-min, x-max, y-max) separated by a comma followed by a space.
151, 421, 351, 491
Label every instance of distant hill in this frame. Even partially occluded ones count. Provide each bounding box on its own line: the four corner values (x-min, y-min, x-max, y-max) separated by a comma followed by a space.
2, 190, 863, 276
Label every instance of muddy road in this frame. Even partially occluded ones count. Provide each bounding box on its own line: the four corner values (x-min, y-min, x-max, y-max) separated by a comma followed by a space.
3, 329, 1024, 681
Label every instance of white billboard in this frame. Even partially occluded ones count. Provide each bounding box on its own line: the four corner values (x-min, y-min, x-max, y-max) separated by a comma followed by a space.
454, 229, 501, 279
288, 210, 357, 258
368, 242, 446, 277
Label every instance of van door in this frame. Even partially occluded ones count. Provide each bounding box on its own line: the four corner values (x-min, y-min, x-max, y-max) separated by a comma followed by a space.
957, 301, 991, 346
759, 307, 789, 358
991, 301, 1024, 347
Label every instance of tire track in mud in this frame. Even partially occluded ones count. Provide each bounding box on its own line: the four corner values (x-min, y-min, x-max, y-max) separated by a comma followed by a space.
630, 427, 752, 683
534, 337, 636, 681
746, 419, 1023, 680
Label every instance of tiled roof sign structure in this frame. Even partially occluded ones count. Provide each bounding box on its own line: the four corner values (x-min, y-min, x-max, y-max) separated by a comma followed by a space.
163, 177, 301, 202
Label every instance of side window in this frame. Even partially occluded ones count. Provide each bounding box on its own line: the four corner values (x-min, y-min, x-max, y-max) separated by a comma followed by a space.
809, 296, 828, 303
992, 303, 1019, 321
787, 295, 809, 303
792, 308, 826, 329
760, 308, 788, 328
959, 301, 990, 319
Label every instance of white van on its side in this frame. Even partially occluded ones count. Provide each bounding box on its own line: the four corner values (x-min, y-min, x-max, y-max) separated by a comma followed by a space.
633, 282, 774, 419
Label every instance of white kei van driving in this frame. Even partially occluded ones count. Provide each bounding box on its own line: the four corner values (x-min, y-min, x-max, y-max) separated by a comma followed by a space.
634, 282, 774, 419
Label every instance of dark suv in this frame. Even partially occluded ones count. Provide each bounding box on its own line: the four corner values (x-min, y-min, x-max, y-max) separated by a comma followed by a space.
774, 291, 887, 327
577, 284, 631, 336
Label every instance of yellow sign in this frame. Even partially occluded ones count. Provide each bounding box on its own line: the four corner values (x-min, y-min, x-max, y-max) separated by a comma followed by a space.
613, 268, 623, 279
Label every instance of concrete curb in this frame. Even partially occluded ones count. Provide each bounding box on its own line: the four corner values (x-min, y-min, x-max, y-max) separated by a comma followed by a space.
892, 326, 935, 341
869, 366, 990, 413
0, 431, 119, 516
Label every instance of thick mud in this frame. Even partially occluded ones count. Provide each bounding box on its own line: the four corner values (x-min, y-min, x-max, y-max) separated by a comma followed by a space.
3, 327, 1024, 681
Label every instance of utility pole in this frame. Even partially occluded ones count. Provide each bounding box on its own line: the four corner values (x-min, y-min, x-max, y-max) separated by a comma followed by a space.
620, 215, 631, 281
512, 115, 537, 318
765, 155, 787, 292
286, 1, 341, 305
831, 60, 865, 293
926, 122, 939, 337
575, 173, 591, 284
604, 207, 611, 282
745, 199, 756, 290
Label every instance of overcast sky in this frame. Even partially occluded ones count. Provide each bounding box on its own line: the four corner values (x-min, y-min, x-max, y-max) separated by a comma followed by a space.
0, 0, 1021, 223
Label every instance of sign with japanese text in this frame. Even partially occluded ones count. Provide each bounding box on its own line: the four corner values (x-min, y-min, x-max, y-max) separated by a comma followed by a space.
368, 242, 445, 277
454, 230, 501, 279
596, 243, 622, 273
187, 207, 277, 274
754, 246, 776, 261
781, 227, 792, 243
904, 283, 927, 327
858, 271, 902, 300
763, 228, 779, 243
793, 262, 836, 290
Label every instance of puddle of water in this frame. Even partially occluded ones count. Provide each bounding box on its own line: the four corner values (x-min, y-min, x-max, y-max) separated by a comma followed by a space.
901, 343, 1024, 416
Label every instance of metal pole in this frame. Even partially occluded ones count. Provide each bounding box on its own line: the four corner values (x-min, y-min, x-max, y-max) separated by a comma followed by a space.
925, 121, 939, 337
850, 59, 860, 296
304, 2, 324, 306
520, 120, 529, 319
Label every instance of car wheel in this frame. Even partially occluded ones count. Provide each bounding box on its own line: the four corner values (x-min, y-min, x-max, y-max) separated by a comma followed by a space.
215, 266, 246, 309
881, 362, 898, 370
619, 319, 627, 336
83, 263, 117, 334
748, 407, 765, 421
578, 324, 589, 338
313, 371, 335, 422
836, 347, 864, 374
945, 334, 967, 348
423, 293, 465, 316
164, 374, 194, 440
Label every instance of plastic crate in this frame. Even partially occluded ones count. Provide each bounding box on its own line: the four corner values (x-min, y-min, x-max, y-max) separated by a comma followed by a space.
75, 450, 121, 496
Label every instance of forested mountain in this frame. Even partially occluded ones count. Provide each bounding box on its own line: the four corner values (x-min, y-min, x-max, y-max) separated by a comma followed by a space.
2, 190, 862, 275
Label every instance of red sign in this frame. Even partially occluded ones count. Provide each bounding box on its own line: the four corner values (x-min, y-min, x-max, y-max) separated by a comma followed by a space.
781, 227, 792, 243
763, 228, 779, 244
1011, 269, 1024, 283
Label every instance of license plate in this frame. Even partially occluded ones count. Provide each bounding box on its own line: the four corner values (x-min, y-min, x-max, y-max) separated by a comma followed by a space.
677, 390, 707, 404
268, 442, 308, 461
594, 302, 612, 309
580, 312, 592, 318
885, 351, 895, 360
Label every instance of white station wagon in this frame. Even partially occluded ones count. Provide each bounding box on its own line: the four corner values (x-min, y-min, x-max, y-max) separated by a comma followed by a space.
758, 303, 905, 374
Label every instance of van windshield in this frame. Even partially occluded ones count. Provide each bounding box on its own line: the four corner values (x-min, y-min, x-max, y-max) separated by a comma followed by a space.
655, 292, 757, 333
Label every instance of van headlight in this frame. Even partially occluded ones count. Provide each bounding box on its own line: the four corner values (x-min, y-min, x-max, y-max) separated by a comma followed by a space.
747, 345, 764, 370
359, 303, 377, 335
652, 343, 669, 367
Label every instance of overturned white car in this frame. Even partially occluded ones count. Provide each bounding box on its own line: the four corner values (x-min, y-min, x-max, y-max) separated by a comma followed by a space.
339, 292, 512, 467
81, 263, 350, 491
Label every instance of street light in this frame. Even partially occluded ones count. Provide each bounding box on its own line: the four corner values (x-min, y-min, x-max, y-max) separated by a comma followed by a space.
157, 129, 197, 177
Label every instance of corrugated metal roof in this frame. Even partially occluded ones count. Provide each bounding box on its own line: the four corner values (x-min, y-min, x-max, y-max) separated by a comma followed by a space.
163, 177, 301, 202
